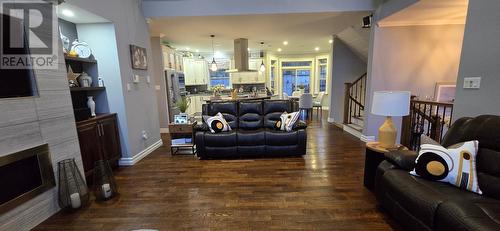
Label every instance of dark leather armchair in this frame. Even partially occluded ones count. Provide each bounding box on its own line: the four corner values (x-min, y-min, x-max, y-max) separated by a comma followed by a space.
375, 115, 500, 231
195, 100, 307, 159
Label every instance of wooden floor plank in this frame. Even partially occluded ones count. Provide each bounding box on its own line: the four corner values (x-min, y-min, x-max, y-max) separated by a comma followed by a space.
35, 113, 401, 231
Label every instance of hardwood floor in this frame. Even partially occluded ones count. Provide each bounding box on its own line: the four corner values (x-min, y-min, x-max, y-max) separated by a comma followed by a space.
35, 113, 400, 230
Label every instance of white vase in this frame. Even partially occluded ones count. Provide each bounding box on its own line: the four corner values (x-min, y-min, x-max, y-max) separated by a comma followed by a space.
87, 96, 96, 117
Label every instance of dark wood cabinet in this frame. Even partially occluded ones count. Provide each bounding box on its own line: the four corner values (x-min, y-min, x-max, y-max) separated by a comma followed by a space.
76, 113, 122, 180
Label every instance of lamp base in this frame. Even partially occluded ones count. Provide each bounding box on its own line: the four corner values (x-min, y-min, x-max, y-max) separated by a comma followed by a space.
379, 116, 397, 149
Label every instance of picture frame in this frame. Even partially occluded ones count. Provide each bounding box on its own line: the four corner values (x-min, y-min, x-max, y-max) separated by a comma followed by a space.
130, 45, 148, 70
434, 82, 456, 103
174, 114, 188, 124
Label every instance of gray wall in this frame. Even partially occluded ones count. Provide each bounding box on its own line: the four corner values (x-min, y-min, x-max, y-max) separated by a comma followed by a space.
328, 38, 367, 123
76, 23, 130, 157
68, 0, 161, 164
364, 24, 465, 139
453, 0, 500, 120
150, 37, 169, 129
0, 19, 82, 231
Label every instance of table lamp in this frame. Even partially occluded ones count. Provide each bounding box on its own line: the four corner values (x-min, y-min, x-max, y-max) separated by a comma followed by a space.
371, 91, 410, 149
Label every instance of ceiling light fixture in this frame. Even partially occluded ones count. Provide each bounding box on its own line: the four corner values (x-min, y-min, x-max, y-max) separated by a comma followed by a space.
61, 9, 74, 17
329, 39, 333, 44
186, 47, 190, 51
277, 48, 282, 52
210, 35, 218, 72
259, 42, 266, 72
315, 47, 320, 51
195, 49, 199, 52
283, 41, 288, 46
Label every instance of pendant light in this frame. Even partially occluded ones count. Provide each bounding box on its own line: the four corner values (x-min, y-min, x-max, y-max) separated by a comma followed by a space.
210, 35, 218, 72
259, 42, 266, 72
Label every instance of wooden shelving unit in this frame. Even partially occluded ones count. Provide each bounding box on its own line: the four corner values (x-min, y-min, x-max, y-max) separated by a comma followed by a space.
70, 87, 106, 92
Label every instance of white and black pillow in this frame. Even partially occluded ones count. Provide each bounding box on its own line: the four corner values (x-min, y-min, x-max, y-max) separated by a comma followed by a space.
274, 111, 300, 132
410, 139, 482, 194
203, 112, 231, 133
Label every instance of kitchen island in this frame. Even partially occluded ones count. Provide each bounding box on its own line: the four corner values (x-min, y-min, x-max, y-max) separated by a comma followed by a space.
204, 95, 271, 103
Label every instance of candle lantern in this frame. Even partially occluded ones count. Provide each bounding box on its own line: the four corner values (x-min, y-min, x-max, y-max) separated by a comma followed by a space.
58, 158, 89, 210
93, 160, 118, 201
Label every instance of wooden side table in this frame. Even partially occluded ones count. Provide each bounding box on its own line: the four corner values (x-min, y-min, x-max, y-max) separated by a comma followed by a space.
364, 142, 408, 190
168, 121, 197, 155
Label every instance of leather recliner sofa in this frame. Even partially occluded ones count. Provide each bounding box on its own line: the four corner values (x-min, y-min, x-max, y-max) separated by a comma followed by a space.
375, 115, 500, 231
195, 100, 307, 159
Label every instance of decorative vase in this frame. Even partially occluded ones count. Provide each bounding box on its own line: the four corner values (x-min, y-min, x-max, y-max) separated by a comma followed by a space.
78, 72, 92, 87
58, 159, 89, 211
87, 96, 96, 117
93, 160, 118, 201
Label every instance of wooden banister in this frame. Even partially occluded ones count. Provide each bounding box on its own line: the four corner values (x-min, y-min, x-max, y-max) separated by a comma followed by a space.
343, 73, 367, 125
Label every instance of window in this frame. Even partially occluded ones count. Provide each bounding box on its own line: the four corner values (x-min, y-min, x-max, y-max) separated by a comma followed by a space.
209, 59, 230, 87
318, 58, 327, 92
270, 60, 277, 91
281, 60, 312, 96
282, 61, 312, 67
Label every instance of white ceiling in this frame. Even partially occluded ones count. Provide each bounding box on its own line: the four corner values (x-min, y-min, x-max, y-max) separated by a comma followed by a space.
378, 0, 468, 27
57, 3, 110, 24
148, 12, 370, 55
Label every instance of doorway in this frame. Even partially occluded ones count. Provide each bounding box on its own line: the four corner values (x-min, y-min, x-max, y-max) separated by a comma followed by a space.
282, 69, 311, 96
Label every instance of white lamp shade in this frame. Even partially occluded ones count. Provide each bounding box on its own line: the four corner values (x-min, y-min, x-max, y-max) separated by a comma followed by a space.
371, 91, 410, 116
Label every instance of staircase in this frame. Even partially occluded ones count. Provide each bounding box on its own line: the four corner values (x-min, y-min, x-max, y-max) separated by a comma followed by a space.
343, 73, 367, 137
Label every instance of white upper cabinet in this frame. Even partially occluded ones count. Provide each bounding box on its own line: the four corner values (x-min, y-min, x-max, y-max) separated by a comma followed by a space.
183, 58, 209, 86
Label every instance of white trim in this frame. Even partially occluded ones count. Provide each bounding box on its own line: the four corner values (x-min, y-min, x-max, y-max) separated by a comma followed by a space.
160, 128, 169, 133
119, 139, 163, 166
327, 117, 335, 123
343, 124, 363, 138
360, 134, 375, 142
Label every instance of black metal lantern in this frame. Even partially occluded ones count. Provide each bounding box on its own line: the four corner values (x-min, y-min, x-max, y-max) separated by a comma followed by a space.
93, 160, 118, 201
58, 158, 89, 210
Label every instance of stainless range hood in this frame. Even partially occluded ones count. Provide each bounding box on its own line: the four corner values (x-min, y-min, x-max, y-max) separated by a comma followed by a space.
226, 38, 257, 73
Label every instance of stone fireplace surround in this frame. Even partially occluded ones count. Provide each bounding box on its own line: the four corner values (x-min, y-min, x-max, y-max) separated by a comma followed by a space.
0, 23, 84, 231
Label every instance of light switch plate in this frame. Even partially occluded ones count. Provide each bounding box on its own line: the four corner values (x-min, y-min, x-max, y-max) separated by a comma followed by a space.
155, 85, 161, 90
463, 77, 481, 89
146, 75, 151, 84
127, 83, 131, 91
133, 74, 140, 83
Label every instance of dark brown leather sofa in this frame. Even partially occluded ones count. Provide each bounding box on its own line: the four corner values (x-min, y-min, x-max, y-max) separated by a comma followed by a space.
195, 100, 307, 159
375, 115, 500, 231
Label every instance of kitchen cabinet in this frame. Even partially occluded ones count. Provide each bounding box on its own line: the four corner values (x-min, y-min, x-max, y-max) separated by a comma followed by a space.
186, 95, 205, 117
76, 113, 121, 181
230, 71, 265, 84
183, 58, 209, 86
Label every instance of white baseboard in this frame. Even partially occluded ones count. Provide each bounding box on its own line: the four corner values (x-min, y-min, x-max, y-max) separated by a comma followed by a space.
360, 134, 375, 142
343, 124, 363, 138
119, 139, 163, 166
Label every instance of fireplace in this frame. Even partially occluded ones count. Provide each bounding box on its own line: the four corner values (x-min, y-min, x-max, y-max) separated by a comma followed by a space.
0, 144, 55, 214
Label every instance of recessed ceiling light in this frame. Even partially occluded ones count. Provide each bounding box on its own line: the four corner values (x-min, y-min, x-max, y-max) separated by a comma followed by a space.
283, 41, 288, 46
315, 47, 320, 51
195, 49, 199, 52
247, 47, 250, 51
186, 47, 190, 51
215, 51, 222, 57
277, 48, 282, 52
61, 9, 74, 17
329, 39, 333, 44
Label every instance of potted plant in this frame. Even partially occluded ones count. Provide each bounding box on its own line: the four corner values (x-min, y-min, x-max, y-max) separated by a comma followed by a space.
176, 96, 190, 116
298, 85, 305, 94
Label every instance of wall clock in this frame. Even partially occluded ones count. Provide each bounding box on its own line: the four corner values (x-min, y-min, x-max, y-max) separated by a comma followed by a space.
71, 39, 92, 59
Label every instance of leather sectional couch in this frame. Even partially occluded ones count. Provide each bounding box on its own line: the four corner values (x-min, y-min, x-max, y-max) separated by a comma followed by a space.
375, 115, 500, 231
195, 100, 307, 159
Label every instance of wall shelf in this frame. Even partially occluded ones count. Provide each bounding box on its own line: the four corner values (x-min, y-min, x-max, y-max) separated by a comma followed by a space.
64, 55, 97, 63
70, 87, 106, 92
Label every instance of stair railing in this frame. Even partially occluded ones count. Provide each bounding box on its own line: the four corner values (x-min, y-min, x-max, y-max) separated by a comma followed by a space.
343, 73, 367, 124
401, 98, 454, 150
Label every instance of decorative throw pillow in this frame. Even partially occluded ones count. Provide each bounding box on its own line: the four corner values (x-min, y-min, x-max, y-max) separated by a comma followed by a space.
203, 112, 231, 133
275, 111, 300, 132
410, 140, 482, 194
